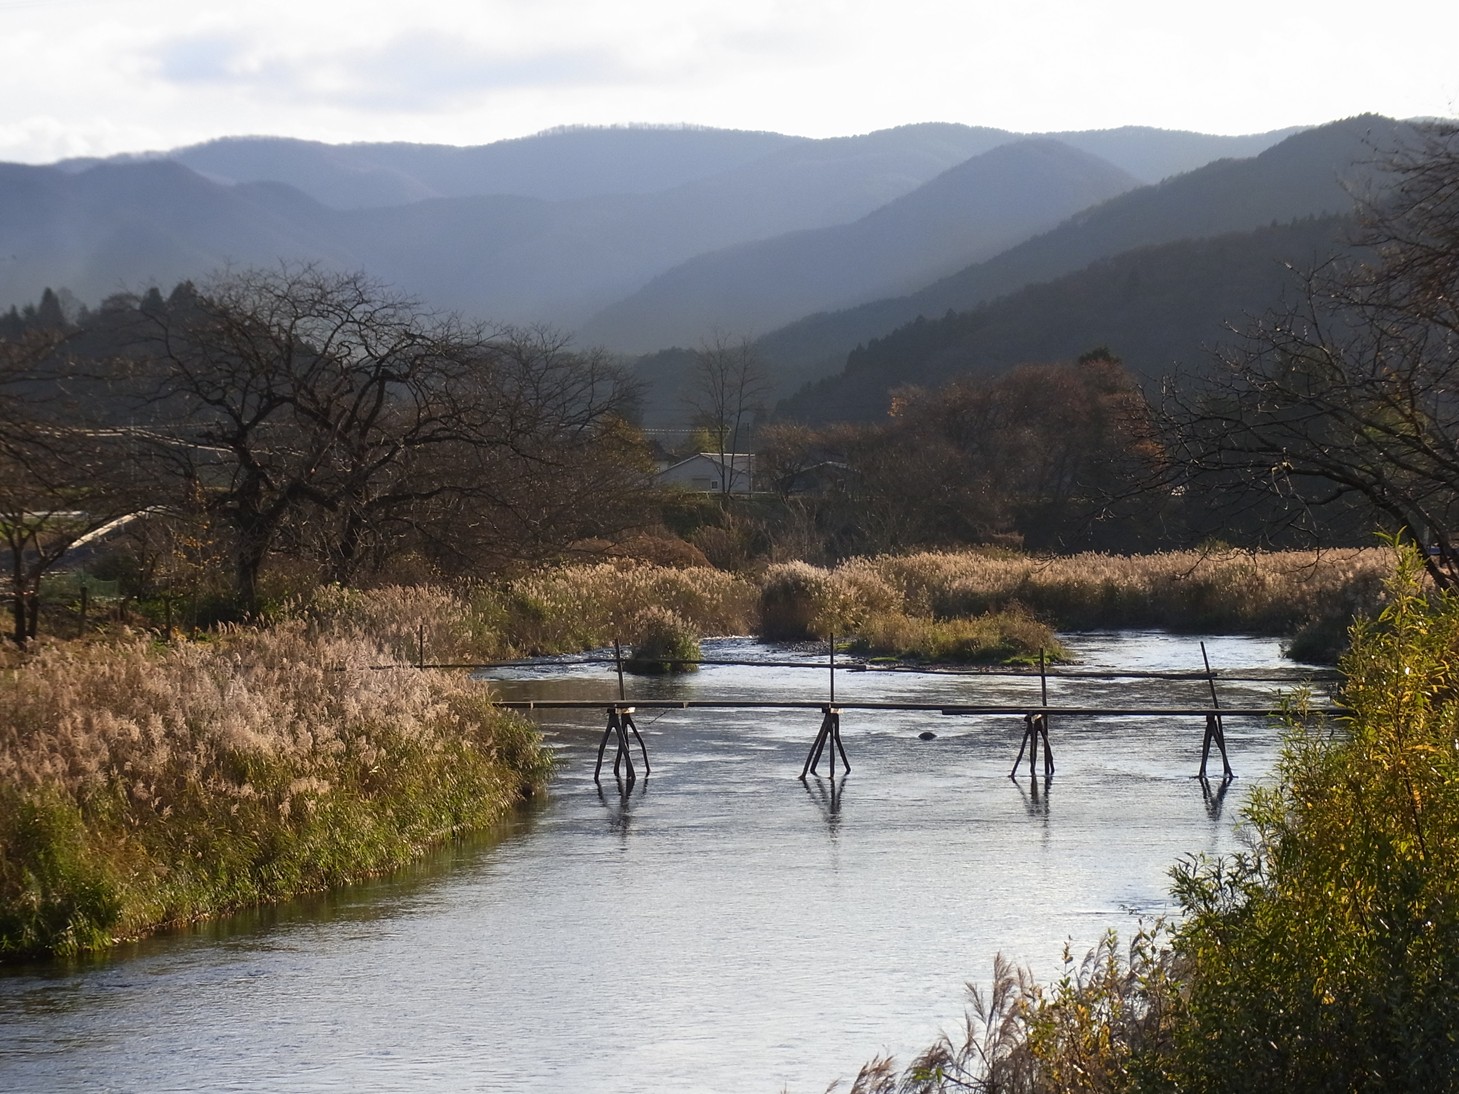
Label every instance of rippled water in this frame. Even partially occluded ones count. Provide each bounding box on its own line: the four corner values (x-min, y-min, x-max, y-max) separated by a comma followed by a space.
0, 633, 1328, 1093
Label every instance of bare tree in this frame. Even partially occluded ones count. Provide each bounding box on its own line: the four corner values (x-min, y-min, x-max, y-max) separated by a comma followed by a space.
1157, 122, 1459, 585
132, 266, 643, 612
684, 331, 768, 497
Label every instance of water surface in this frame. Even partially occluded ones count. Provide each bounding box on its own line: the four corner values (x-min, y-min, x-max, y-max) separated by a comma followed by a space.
0, 633, 1326, 1093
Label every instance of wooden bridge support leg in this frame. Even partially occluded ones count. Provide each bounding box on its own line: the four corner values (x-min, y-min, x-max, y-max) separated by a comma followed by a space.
622, 709, 650, 776
1037, 714, 1054, 778
1012, 714, 1054, 780
596, 707, 642, 786
1198, 713, 1233, 781
593, 707, 617, 784
830, 710, 851, 774
801, 707, 844, 780
802, 709, 831, 779
611, 709, 636, 784
1010, 714, 1034, 779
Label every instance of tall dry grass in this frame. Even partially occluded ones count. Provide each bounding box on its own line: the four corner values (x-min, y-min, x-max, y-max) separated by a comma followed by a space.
844, 548, 1390, 635
296, 549, 1380, 665
296, 562, 758, 663
0, 625, 549, 957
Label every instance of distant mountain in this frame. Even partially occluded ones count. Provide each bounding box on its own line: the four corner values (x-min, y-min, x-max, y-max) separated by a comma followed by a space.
1046, 125, 1307, 183
756, 115, 1415, 387
0, 160, 358, 305
7, 126, 1047, 321
577, 140, 1141, 352
56, 127, 805, 209
4, 120, 1306, 336
776, 215, 1357, 422
55, 123, 1297, 209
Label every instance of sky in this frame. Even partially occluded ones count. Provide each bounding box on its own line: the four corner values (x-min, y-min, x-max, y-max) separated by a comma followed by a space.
3, 0, 1457, 164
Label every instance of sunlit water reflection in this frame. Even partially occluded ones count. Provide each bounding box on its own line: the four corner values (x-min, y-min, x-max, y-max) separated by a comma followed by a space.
0, 633, 1329, 1093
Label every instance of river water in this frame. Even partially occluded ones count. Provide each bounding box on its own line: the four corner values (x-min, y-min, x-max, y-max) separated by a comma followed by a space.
0, 633, 1329, 1093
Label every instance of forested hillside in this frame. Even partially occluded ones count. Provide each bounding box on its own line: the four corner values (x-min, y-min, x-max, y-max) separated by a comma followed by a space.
757, 115, 1411, 387
577, 140, 1140, 352
5, 122, 1299, 350
778, 215, 1354, 420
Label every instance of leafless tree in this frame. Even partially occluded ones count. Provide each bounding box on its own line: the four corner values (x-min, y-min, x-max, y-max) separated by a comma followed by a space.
1156, 122, 1459, 586
131, 266, 644, 612
684, 331, 768, 497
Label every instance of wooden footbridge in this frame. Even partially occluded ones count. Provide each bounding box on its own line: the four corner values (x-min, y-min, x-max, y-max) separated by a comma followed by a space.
460, 639, 1345, 788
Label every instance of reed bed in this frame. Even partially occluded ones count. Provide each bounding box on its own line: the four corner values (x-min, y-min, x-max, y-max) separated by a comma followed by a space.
301, 549, 1382, 669
0, 625, 550, 958
849, 609, 1068, 665
842, 547, 1391, 637
297, 563, 759, 663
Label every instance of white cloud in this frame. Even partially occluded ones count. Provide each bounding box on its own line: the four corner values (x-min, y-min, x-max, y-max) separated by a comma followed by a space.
0, 0, 1454, 162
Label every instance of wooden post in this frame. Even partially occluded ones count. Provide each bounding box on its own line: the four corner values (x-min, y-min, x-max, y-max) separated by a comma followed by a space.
79, 583, 88, 637
829, 632, 836, 706
1038, 649, 1053, 776
1199, 642, 1234, 780
1011, 653, 1056, 780
614, 635, 626, 702
417, 624, 425, 669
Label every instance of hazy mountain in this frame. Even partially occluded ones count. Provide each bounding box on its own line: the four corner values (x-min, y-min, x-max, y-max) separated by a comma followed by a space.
56, 127, 805, 209
579, 140, 1142, 351
11, 126, 1059, 321
55, 123, 1297, 209
1047, 125, 1307, 183
776, 215, 1357, 422
0, 160, 358, 306
756, 114, 1414, 386
5, 120, 1308, 332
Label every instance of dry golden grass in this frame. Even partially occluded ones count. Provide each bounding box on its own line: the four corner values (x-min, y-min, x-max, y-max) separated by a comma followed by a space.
843, 547, 1391, 634
0, 625, 549, 957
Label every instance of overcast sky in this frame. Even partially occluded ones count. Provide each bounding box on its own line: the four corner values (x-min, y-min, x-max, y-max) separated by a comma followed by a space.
4, 0, 1456, 164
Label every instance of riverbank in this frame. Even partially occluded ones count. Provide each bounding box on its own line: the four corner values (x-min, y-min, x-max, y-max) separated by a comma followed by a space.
0, 546, 1387, 959
0, 624, 550, 959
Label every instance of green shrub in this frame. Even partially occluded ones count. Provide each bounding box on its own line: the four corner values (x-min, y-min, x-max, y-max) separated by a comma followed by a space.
625, 608, 700, 675
759, 562, 834, 640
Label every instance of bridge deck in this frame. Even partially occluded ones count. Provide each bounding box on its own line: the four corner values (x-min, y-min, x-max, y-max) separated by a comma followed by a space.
489, 698, 1345, 717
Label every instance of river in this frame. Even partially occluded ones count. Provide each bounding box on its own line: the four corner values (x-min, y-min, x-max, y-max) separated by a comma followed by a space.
0, 632, 1328, 1093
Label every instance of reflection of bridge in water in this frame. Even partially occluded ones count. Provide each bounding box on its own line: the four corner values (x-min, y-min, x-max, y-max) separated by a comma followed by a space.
462, 641, 1345, 789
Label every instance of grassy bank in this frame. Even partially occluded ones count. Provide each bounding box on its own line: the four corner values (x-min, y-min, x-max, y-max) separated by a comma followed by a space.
0, 625, 550, 959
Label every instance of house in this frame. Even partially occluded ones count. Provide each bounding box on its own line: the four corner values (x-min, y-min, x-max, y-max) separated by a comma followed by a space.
655, 452, 755, 495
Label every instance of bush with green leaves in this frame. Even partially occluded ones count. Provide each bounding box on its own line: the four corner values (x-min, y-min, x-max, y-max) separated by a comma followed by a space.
1163, 543, 1459, 1090
836, 543, 1459, 1091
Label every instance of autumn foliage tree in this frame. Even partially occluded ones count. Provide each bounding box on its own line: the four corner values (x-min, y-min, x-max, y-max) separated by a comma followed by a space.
796, 351, 1160, 554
